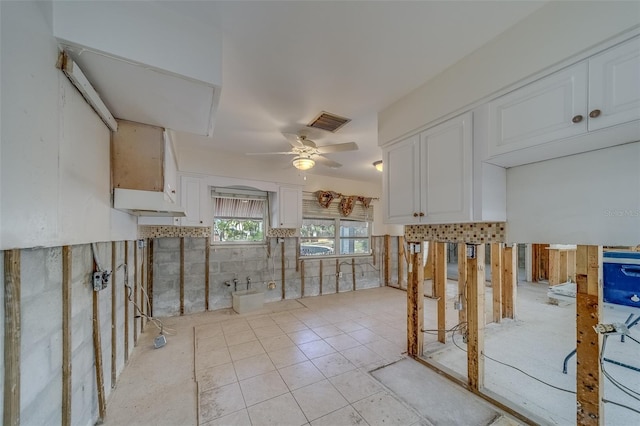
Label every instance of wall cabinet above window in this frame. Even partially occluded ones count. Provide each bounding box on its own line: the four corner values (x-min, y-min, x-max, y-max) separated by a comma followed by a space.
486, 35, 640, 167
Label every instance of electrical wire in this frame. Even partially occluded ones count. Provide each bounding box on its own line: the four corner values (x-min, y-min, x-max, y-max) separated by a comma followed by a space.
600, 335, 640, 401
602, 399, 640, 415
123, 264, 174, 336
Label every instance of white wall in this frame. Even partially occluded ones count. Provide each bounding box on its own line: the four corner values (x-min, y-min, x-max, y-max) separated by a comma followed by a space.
507, 143, 640, 245
177, 143, 403, 236
0, 1, 137, 250
379, 1, 640, 144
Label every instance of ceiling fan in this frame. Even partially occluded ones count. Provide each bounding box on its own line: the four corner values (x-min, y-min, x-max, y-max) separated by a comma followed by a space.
247, 133, 358, 170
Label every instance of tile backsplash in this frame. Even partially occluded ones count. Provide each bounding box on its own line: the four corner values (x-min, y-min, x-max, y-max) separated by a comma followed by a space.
405, 222, 506, 244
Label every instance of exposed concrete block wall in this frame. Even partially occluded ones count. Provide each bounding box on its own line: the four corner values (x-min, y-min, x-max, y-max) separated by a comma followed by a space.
1, 242, 138, 426
152, 236, 385, 317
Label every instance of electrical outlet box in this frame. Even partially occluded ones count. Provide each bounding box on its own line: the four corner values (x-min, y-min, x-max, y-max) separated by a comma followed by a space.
137, 239, 146, 249
93, 272, 103, 291
267, 281, 277, 290
154, 334, 167, 349
454, 301, 463, 311
338, 272, 343, 278
277, 238, 285, 244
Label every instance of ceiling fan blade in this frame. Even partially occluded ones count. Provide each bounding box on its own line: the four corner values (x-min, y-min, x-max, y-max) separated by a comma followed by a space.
246, 151, 296, 156
313, 155, 342, 168
317, 142, 358, 153
283, 133, 304, 147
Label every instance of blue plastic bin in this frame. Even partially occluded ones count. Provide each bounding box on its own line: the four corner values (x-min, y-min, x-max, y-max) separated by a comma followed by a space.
603, 251, 640, 308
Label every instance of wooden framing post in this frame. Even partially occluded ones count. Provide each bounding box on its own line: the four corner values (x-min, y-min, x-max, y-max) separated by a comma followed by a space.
319, 260, 323, 295
503, 244, 517, 319
134, 242, 138, 344
467, 244, 485, 391
180, 237, 185, 315
434, 242, 447, 343
4, 250, 21, 426
335, 259, 339, 293
384, 235, 390, 286
300, 260, 305, 297
575, 245, 603, 425
147, 239, 154, 317
140, 242, 146, 333
205, 237, 210, 311
457, 243, 467, 325
124, 241, 129, 362
352, 258, 356, 291
548, 248, 561, 286
407, 242, 424, 357
490, 243, 503, 324
281, 240, 286, 299
111, 241, 117, 388
398, 236, 405, 288
93, 282, 106, 420
62, 246, 72, 426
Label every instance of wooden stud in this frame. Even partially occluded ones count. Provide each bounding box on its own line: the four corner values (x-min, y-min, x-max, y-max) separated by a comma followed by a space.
424, 243, 434, 280
398, 236, 405, 288
281, 240, 286, 300
352, 258, 356, 291
548, 248, 561, 286
491, 243, 503, 324
319, 260, 323, 295
502, 245, 517, 319
384, 235, 390, 286
134, 241, 138, 345
434, 242, 447, 343
111, 241, 117, 388
92, 287, 106, 421
467, 244, 485, 391
205, 237, 210, 311
62, 246, 72, 426
300, 260, 305, 297
180, 237, 185, 316
567, 249, 577, 283
147, 239, 154, 317
335, 259, 339, 293
559, 250, 568, 283
407, 243, 424, 357
457, 243, 467, 325
372, 236, 376, 266
575, 245, 603, 426
4, 250, 20, 426
140, 242, 145, 333
124, 241, 129, 363
295, 237, 300, 272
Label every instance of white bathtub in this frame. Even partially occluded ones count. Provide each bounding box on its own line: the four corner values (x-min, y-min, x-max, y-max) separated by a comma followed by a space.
232, 289, 264, 314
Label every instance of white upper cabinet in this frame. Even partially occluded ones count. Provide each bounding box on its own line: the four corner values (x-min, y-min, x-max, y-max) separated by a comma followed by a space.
273, 186, 302, 229
422, 113, 473, 223
486, 35, 640, 167
383, 134, 422, 224
382, 112, 494, 225
588, 36, 640, 131
487, 62, 588, 158
180, 175, 208, 227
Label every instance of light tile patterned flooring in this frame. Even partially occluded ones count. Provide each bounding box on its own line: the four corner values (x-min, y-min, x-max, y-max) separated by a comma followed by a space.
194, 288, 423, 426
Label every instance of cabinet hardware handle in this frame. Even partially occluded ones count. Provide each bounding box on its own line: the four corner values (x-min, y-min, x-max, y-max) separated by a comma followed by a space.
589, 109, 601, 118
199, 221, 203, 224
413, 213, 418, 217
419, 212, 425, 217
171, 190, 176, 193
571, 115, 583, 123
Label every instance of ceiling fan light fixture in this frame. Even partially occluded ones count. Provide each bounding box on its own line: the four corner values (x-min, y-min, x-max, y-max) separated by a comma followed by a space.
373, 160, 383, 172
292, 156, 315, 171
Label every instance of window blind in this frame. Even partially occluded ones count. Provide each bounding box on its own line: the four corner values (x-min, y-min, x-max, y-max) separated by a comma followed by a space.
214, 197, 265, 219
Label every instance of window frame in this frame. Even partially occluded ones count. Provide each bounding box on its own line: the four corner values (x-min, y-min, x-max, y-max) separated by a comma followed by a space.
212, 189, 268, 246
299, 217, 372, 258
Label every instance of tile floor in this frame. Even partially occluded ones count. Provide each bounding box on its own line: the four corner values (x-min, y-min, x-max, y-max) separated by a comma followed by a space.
194, 288, 419, 425
104, 287, 518, 426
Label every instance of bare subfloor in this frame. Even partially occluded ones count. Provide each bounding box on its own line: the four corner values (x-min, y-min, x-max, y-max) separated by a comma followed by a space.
104, 287, 522, 426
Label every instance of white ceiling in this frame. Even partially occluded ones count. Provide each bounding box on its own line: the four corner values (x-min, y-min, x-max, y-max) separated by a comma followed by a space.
161, 1, 547, 182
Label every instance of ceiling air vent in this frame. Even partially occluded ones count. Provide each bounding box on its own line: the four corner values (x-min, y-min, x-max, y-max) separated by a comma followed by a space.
307, 111, 351, 133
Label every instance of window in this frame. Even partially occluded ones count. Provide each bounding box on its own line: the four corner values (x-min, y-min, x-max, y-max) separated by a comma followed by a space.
212, 189, 267, 244
299, 197, 373, 257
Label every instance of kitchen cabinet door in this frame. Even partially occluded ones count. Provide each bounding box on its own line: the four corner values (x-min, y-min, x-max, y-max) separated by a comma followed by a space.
422, 112, 472, 223
276, 186, 302, 228
383, 134, 422, 224
487, 62, 588, 158
180, 176, 204, 226
588, 36, 640, 132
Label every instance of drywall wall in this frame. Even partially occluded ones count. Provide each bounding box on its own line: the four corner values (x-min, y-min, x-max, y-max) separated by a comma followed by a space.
507, 142, 640, 245
0, 1, 137, 250
379, 1, 640, 144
